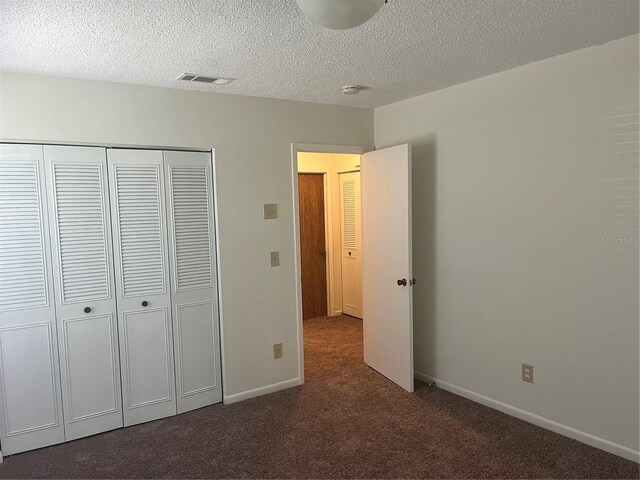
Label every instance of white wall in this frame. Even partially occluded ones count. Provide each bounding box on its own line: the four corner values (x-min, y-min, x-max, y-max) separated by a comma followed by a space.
298, 152, 360, 316
0, 73, 373, 398
375, 34, 639, 455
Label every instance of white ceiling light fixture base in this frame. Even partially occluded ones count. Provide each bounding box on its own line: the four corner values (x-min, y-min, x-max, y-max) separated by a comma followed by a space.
295, 0, 386, 30
342, 85, 362, 95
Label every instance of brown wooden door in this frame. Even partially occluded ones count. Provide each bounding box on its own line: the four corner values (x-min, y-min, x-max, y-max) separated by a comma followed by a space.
298, 173, 327, 319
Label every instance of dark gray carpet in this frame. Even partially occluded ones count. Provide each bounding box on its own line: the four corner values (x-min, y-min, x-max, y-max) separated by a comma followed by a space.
0, 315, 637, 478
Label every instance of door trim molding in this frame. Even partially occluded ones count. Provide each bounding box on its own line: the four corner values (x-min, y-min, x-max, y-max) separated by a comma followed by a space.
209, 149, 228, 403
291, 143, 365, 385
414, 371, 640, 463
0, 138, 211, 153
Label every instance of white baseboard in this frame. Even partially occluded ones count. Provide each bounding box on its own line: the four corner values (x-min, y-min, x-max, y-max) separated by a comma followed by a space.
414, 371, 639, 463
415, 371, 437, 384
223, 377, 301, 405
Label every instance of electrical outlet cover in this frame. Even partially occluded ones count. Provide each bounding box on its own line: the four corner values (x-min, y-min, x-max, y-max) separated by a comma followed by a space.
273, 343, 283, 359
270, 251, 280, 267
522, 363, 534, 383
264, 203, 278, 220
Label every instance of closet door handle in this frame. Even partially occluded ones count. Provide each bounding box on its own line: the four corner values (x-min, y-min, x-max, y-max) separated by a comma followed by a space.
141, 301, 149, 307
84, 307, 92, 314
397, 279, 407, 286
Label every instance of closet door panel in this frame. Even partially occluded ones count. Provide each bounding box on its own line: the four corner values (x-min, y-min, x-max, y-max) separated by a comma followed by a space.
0, 144, 65, 455
1, 323, 58, 430
164, 151, 222, 413
62, 314, 119, 420
107, 149, 176, 426
45, 145, 122, 441
175, 301, 217, 396
122, 308, 173, 408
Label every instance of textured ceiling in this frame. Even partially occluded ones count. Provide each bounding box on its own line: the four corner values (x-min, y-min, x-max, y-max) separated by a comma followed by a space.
1, 0, 638, 108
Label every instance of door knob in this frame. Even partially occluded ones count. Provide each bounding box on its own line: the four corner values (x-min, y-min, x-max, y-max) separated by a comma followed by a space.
319, 250, 326, 256
142, 301, 149, 307
397, 279, 407, 286
410, 279, 417, 286
84, 307, 92, 313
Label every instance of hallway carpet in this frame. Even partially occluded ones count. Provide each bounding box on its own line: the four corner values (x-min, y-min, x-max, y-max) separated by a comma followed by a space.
0, 315, 637, 479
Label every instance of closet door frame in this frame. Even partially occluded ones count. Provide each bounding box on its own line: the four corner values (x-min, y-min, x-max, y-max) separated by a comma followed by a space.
1, 141, 226, 422
209, 149, 227, 404
198, 148, 227, 405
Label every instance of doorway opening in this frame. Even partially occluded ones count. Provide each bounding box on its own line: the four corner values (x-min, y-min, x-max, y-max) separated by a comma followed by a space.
297, 152, 363, 321
293, 146, 365, 381
292, 142, 415, 393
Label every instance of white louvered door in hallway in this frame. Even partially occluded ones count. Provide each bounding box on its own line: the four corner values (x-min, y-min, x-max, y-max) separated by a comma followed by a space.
340, 171, 362, 319
107, 149, 177, 426
44, 145, 123, 441
164, 151, 222, 413
0, 145, 65, 455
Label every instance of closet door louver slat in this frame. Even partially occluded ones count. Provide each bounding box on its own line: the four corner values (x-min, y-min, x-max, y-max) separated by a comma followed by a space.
342, 179, 357, 250
52, 163, 110, 303
0, 163, 48, 309
114, 164, 166, 298
170, 167, 213, 291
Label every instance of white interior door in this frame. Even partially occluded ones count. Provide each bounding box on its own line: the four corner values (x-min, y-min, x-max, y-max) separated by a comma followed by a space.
0, 145, 66, 454
361, 143, 413, 392
107, 149, 176, 426
340, 171, 362, 319
44, 145, 123, 441
164, 150, 222, 413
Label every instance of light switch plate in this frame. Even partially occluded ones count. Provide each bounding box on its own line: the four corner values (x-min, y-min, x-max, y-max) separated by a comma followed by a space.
264, 203, 278, 220
270, 251, 280, 267
522, 363, 533, 383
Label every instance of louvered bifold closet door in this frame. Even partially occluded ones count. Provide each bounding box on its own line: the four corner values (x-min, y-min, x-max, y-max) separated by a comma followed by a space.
0, 145, 65, 455
340, 171, 362, 319
44, 145, 123, 441
164, 150, 222, 413
107, 149, 176, 426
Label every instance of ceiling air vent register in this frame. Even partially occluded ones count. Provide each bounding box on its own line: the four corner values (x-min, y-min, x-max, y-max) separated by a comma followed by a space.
177, 73, 235, 85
